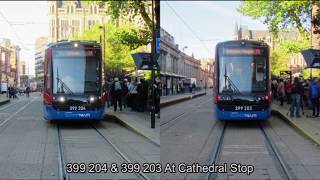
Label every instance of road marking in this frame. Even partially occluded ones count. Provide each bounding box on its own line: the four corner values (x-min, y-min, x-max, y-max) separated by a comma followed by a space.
0, 100, 20, 111
0, 98, 35, 128
222, 151, 269, 155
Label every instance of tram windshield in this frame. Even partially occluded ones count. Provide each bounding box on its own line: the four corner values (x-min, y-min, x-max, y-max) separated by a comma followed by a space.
52, 49, 100, 95
218, 55, 267, 94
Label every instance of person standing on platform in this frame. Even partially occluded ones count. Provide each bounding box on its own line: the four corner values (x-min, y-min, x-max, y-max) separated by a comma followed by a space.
309, 78, 320, 117
290, 77, 304, 118
277, 79, 285, 106
111, 77, 123, 112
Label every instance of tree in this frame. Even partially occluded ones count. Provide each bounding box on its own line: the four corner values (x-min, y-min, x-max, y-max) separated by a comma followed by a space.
271, 38, 309, 76
238, 1, 320, 37
89, 0, 153, 45
72, 22, 142, 71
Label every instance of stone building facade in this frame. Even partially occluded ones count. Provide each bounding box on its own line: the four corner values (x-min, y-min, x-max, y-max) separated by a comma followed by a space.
160, 28, 210, 96
48, 1, 109, 43
0, 39, 20, 89
34, 37, 48, 90
234, 24, 306, 74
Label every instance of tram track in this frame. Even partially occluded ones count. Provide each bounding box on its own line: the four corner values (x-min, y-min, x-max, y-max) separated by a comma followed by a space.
56, 123, 150, 180
161, 97, 212, 133
205, 121, 295, 180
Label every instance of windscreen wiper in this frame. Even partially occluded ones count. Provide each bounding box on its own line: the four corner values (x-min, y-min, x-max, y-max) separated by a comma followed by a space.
223, 64, 241, 94
56, 68, 74, 95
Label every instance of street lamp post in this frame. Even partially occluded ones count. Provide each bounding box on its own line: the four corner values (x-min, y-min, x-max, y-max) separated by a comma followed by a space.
150, 0, 156, 129
150, 0, 160, 129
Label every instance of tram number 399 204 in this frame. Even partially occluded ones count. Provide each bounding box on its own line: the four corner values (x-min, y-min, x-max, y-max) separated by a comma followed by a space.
235, 106, 252, 111
69, 106, 86, 111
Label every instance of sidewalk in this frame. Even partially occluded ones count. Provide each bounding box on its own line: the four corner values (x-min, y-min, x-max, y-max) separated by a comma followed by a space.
105, 108, 160, 146
0, 94, 9, 106
272, 102, 320, 146
160, 90, 207, 107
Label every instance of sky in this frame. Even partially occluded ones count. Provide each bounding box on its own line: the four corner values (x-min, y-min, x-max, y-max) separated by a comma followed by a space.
0, 1, 48, 76
161, 1, 269, 59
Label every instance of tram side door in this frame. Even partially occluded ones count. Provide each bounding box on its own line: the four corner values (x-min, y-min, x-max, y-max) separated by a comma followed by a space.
43, 49, 53, 105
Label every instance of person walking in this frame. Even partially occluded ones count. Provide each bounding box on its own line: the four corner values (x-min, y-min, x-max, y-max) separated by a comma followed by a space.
111, 77, 123, 112
192, 82, 196, 94
290, 77, 304, 118
309, 78, 320, 117
26, 86, 30, 98
277, 79, 285, 106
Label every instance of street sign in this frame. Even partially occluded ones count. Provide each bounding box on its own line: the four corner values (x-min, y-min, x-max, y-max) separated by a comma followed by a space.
156, 37, 160, 53
301, 49, 320, 68
280, 71, 291, 76
131, 52, 160, 70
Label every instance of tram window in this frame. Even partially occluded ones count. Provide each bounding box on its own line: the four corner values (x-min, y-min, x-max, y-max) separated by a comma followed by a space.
46, 60, 51, 94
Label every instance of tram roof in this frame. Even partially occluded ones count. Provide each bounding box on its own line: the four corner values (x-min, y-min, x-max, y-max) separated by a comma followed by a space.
216, 40, 269, 48
47, 40, 101, 49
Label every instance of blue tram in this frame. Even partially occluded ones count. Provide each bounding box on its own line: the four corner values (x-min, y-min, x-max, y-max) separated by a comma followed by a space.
43, 40, 107, 121
213, 40, 271, 120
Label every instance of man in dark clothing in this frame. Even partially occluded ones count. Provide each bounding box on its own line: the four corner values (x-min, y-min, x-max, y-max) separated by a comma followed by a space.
137, 79, 148, 112
26, 87, 30, 98
309, 78, 320, 117
110, 77, 123, 112
290, 77, 304, 117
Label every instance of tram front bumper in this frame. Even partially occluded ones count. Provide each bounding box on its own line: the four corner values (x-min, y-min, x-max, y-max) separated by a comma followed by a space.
43, 104, 105, 121
215, 108, 271, 121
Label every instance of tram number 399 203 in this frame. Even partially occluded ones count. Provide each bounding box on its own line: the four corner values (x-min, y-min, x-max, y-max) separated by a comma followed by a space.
235, 106, 252, 111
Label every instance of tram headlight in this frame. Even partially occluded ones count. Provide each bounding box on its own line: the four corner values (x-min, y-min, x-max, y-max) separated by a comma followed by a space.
89, 96, 96, 103
58, 96, 65, 103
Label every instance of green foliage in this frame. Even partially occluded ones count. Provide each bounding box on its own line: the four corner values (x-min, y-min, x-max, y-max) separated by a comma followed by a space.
101, 0, 153, 31
115, 24, 151, 50
301, 68, 320, 79
72, 22, 143, 71
280, 39, 310, 54
86, 1, 153, 49
238, 1, 312, 37
271, 38, 309, 76
270, 48, 288, 76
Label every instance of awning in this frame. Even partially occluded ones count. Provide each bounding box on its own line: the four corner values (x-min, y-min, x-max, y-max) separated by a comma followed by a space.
301, 49, 320, 68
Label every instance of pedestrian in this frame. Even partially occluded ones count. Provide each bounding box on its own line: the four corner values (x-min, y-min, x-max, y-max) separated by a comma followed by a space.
137, 78, 148, 112
277, 79, 285, 106
110, 77, 123, 112
285, 79, 292, 104
106, 79, 113, 108
290, 77, 304, 118
192, 82, 196, 94
309, 78, 320, 117
271, 79, 278, 99
121, 79, 129, 109
26, 86, 30, 98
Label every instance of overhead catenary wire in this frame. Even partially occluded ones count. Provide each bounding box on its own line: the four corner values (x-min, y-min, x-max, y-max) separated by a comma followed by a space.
165, 1, 212, 55
0, 10, 33, 52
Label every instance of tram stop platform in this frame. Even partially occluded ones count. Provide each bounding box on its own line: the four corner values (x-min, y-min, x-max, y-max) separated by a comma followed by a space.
160, 90, 207, 108
272, 102, 320, 146
105, 108, 160, 146
0, 94, 9, 106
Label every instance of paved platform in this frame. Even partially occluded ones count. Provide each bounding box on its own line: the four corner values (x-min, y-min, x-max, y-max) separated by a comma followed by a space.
272, 102, 320, 146
105, 108, 160, 146
160, 90, 207, 107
